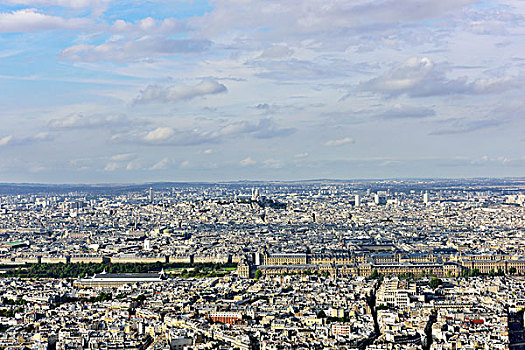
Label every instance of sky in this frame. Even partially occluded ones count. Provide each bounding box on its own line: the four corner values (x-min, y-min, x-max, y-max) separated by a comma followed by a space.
0, 0, 524, 183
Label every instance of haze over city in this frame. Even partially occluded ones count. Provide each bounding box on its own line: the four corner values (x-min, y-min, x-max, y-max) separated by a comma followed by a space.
0, 0, 524, 183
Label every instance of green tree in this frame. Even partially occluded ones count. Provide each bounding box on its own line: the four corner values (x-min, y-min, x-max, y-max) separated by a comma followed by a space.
430, 277, 442, 289
469, 268, 481, 277
509, 267, 517, 275
254, 269, 262, 280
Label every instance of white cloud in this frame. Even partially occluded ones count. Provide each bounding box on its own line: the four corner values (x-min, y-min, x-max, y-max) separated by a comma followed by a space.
258, 45, 294, 59
49, 114, 129, 129
104, 162, 119, 171
143, 127, 175, 142
3, 0, 111, 9
110, 153, 135, 161
3, 0, 113, 17
324, 137, 355, 147
111, 17, 185, 36
0, 136, 13, 146
61, 37, 211, 62
262, 158, 283, 168
193, 0, 475, 45
114, 118, 295, 147
150, 157, 171, 170
360, 57, 522, 97
103, 154, 136, 171
0, 132, 53, 147
374, 105, 436, 119
134, 80, 227, 104
0, 8, 90, 33
429, 118, 502, 135
125, 160, 143, 171
240, 157, 257, 166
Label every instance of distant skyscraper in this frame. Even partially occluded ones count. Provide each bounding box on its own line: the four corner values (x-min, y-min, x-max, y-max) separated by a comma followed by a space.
251, 188, 260, 201
354, 194, 361, 207
254, 251, 262, 266
423, 192, 429, 205
149, 187, 153, 203
374, 193, 380, 205
144, 238, 151, 251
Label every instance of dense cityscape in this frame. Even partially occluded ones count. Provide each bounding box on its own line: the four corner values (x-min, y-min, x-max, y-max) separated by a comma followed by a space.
0, 179, 524, 349
1, 0, 524, 348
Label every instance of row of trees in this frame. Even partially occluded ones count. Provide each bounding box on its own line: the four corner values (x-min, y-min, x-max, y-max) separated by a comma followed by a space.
255, 269, 332, 279
176, 264, 235, 278
369, 267, 522, 281
0, 261, 237, 279
0, 307, 23, 318
369, 269, 443, 280
316, 309, 352, 323
2, 298, 28, 306
460, 268, 515, 278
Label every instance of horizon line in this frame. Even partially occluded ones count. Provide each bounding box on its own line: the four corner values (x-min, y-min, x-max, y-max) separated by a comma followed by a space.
0, 176, 524, 187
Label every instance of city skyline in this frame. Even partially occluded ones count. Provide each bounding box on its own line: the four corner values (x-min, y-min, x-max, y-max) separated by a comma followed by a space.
1, 0, 524, 183
0, 179, 524, 348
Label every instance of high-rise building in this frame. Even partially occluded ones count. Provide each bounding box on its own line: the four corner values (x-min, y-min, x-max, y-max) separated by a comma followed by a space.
149, 187, 153, 203
254, 251, 262, 266
251, 188, 260, 201
354, 194, 361, 207
423, 192, 429, 205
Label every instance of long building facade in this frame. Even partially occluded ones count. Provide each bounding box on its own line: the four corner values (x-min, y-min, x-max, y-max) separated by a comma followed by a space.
244, 251, 525, 278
